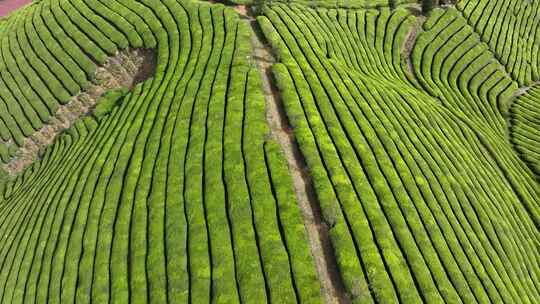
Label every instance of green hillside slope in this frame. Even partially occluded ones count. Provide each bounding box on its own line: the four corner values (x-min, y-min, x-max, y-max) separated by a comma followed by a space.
259, 3, 540, 302
511, 87, 540, 178
0, 0, 538, 303
0, 1, 321, 303
457, 0, 540, 85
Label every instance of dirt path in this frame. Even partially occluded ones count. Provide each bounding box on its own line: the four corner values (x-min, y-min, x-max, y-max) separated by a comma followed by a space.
402, 15, 425, 79
2, 48, 155, 175
507, 80, 540, 160
511, 81, 540, 98
248, 16, 350, 304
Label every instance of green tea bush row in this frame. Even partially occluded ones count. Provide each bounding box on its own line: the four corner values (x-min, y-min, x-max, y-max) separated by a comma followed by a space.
261, 3, 540, 302
457, 0, 540, 85
412, 8, 516, 135
0, 1, 323, 303
510, 87, 540, 177
412, 7, 540, 228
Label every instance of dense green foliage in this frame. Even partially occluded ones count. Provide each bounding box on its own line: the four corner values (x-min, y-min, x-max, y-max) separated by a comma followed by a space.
0, 0, 116, 150
511, 87, 540, 178
260, 3, 540, 302
0, 0, 321, 303
0, 0, 539, 303
457, 0, 540, 85
92, 88, 128, 120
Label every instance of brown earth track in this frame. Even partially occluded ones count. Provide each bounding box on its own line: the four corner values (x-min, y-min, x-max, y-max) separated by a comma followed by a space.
248, 14, 351, 304
402, 15, 426, 81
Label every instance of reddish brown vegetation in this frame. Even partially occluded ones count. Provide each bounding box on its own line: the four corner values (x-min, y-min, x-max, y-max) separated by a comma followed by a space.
0, 0, 31, 17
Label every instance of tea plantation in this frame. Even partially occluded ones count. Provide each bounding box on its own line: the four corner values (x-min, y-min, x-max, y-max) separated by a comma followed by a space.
0, 0, 538, 303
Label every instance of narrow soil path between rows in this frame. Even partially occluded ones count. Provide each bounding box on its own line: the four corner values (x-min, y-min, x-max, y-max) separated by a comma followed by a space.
1, 48, 156, 176
511, 81, 540, 98
402, 14, 425, 82
508, 81, 540, 142
247, 12, 351, 304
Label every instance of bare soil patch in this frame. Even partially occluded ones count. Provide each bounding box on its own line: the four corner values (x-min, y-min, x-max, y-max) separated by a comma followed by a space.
511, 81, 540, 99
402, 16, 426, 79
234, 4, 249, 16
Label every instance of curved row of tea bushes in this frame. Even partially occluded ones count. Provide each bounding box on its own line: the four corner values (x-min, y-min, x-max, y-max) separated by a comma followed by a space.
510, 87, 540, 177
222, 0, 415, 8
266, 0, 416, 9
0, 0, 159, 163
412, 7, 540, 228
260, 3, 540, 302
412, 7, 518, 134
0, 0, 321, 303
457, 0, 540, 85
0, 1, 100, 155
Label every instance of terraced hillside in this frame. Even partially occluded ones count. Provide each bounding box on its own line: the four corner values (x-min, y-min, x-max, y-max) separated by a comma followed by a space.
457, 0, 540, 85
511, 87, 540, 178
0, 1, 321, 303
0, 0, 539, 303
259, 2, 540, 303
